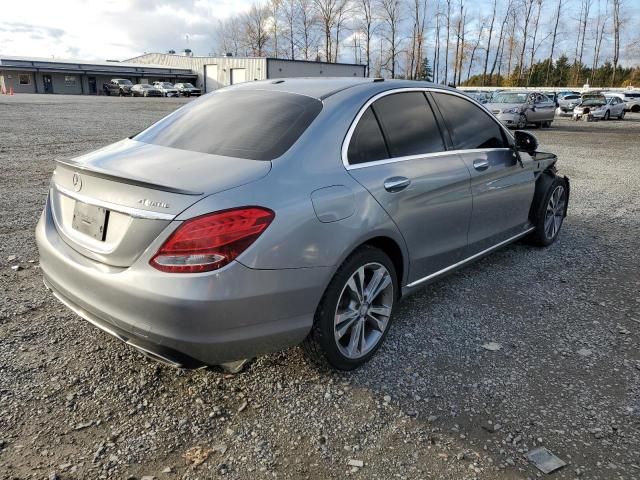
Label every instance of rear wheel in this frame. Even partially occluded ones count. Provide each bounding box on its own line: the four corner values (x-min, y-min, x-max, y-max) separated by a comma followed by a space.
619, 110, 625, 119
604, 110, 610, 120
302, 246, 397, 370
529, 175, 568, 247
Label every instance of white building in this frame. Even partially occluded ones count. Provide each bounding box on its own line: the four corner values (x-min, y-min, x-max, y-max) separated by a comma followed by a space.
126, 53, 366, 93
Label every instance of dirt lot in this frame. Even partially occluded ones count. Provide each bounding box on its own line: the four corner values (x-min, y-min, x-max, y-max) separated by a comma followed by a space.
0, 94, 639, 480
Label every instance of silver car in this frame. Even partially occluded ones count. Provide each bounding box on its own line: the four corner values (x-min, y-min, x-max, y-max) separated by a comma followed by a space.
36, 79, 570, 371
556, 94, 582, 116
573, 94, 625, 120
153, 82, 180, 97
485, 91, 556, 129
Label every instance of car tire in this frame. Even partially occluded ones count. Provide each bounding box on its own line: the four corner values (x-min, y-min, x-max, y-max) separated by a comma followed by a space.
528, 174, 569, 247
302, 246, 398, 371
517, 114, 527, 129
604, 110, 610, 120
619, 110, 625, 119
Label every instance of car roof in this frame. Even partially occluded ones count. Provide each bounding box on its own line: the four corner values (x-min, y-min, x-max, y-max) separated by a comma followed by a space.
223, 78, 461, 101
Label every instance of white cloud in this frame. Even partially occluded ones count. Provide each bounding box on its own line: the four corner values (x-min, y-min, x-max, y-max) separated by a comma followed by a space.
0, 0, 252, 60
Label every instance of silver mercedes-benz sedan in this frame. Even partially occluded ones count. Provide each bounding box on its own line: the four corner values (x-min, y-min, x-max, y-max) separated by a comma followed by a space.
36, 78, 570, 371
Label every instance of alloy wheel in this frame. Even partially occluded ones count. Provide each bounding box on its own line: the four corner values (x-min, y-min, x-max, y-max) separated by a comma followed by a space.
517, 114, 527, 129
544, 185, 566, 240
333, 262, 394, 359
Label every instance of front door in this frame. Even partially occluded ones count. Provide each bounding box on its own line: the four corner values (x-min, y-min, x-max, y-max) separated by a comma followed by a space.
43, 75, 53, 93
345, 91, 473, 283
431, 91, 536, 253
88, 77, 97, 94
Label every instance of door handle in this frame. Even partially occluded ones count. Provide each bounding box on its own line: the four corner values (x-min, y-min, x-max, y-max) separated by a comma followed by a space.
473, 159, 490, 171
384, 176, 411, 193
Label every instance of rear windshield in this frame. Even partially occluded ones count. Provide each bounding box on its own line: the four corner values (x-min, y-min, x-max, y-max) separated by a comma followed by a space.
134, 90, 322, 160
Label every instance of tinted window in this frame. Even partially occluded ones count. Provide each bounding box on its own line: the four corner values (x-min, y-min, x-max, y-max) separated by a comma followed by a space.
135, 90, 322, 160
347, 107, 389, 164
432, 92, 508, 150
372, 92, 445, 157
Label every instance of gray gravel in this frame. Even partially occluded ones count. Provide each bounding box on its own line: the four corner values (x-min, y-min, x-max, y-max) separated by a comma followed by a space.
1, 94, 639, 480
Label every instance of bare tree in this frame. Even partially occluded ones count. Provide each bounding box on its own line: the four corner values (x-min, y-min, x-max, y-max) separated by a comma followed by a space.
333, 0, 350, 62
378, 0, 402, 78
526, 0, 543, 85
517, 0, 536, 85
591, 0, 608, 84
357, 0, 378, 76
314, 0, 340, 62
407, 0, 428, 79
282, 0, 298, 59
216, 16, 244, 56
433, 5, 442, 83
611, 0, 621, 85
299, 0, 318, 60
444, 0, 452, 84
453, 0, 464, 85
545, 0, 562, 84
489, 0, 513, 84
466, 21, 484, 82
482, 0, 497, 85
243, 2, 271, 56
573, 0, 593, 85
269, 0, 283, 57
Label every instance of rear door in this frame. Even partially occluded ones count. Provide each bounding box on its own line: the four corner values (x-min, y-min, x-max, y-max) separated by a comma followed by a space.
430, 91, 536, 253
345, 90, 472, 283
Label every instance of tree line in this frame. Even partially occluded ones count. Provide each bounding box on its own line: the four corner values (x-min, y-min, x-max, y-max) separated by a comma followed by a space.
213, 0, 639, 88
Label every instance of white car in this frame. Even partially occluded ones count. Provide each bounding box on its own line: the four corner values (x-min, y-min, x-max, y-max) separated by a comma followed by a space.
573, 94, 625, 121
607, 91, 640, 112
152, 82, 180, 97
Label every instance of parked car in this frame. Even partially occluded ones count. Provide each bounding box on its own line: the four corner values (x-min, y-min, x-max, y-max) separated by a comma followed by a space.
620, 91, 640, 112
174, 82, 201, 97
484, 91, 555, 128
103, 79, 133, 96
36, 79, 569, 371
573, 94, 625, 120
153, 82, 180, 97
131, 84, 163, 97
557, 94, 582, 115
557, 91, 581, 99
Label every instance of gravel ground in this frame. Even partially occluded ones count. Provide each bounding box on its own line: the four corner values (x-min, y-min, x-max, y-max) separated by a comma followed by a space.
0, 94, 639, 480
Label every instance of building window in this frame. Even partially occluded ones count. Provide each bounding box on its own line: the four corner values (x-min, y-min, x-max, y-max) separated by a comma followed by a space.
65, 75, 77, 87
19, 74, 31, 85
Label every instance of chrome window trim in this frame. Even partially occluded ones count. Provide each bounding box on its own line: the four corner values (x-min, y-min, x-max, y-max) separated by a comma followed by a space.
54, 183, 175, 221
342, 87, 515, 170
406, 227, 535, 288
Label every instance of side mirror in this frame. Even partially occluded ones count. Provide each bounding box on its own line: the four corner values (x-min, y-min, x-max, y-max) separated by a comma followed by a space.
514, 130, 538, 153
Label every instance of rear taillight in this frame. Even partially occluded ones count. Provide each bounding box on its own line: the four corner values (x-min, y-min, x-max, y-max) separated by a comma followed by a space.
150, 207, 274, 273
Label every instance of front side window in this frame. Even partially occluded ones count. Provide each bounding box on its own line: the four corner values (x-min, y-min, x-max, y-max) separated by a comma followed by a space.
135, 90, 322, 160
432, 92, 508, 150
19, 74, 31, 85
372, 92, 445, 158
347, 107, 389, 164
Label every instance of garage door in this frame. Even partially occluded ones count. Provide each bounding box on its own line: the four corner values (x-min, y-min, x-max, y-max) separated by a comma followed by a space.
204, 64, 218, 93
230, 68, 247, 85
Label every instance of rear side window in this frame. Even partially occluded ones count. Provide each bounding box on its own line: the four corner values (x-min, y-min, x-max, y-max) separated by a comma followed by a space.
432, 92, 508, 150
135, 90, 322, 160
347, 107, 389, 164
373, 92, 445, 157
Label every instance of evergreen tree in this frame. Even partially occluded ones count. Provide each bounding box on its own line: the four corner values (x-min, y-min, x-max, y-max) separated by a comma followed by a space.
416, 57, 433, 82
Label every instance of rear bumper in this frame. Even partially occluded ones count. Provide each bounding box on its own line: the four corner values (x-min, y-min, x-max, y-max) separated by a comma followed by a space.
36, 200, 329, 366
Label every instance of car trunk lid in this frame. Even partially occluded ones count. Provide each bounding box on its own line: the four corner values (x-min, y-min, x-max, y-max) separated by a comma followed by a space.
50, 139, 271, 267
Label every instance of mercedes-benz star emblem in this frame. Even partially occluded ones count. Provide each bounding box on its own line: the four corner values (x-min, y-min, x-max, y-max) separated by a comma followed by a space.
72, 173, 82, 192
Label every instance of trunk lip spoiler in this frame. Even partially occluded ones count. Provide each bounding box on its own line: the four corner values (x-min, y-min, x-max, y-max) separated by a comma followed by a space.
54, 183, 176, 221
56, 159, 204, 196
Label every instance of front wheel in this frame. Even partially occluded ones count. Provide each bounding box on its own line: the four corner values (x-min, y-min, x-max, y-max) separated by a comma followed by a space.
604, 110, 610, 120
516, 114, 527, 129
302, 246, 397, 370
529, 175, 569, 247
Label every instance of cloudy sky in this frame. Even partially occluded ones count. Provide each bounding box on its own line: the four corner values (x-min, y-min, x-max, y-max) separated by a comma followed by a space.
1, 0, 638, 67
0, 0, 252, 60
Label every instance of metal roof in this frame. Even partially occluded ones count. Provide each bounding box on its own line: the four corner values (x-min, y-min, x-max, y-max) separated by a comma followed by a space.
0, 55, 196, 75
